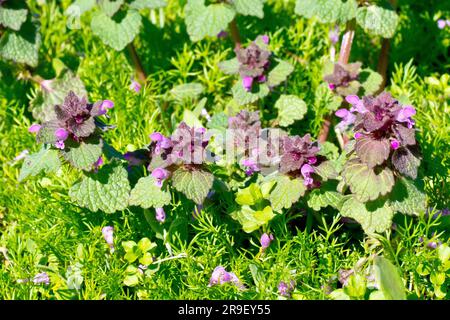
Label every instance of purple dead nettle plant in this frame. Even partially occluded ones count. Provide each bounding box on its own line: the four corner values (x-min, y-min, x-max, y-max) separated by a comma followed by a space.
324, 62, 362, 96
278, 280, 296, 297
235, 35, 271, 91
102, 226, 115, 253
260, 233, 274, 250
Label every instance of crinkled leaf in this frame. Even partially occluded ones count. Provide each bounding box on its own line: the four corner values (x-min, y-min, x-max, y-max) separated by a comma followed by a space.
185, 0, 236, 42
66, 0, 96, 15
267, 60, 294, 87
232, 81, 270, 106
130, 0, 167, 9
170, 82, 204, 102
388, 177, 426, 216
129, 175, 172, 208
182, 109, 203, 128
355, 136, 391, 168
0, 21, 40, 67
69, 162, 131, 213
62, 138, 104, 171
90, 10, 142, 51
218, 58, 239, 75
236, 183, 263, 206
275, 95, 307, 127
30, 69, 87, 122
317, 142, 339, 160
391, 147, 420, 179
0, 7, 28, 31
207, 112, 228, 131
295, 0, 340, 23
172, 166, 214, 204
356, 5, 399, 38
342, 160, 395, 202
307, 182, 345, 211
233, 0, 264, 19
19, 146, 61, 182
360, 68, 383, 96
373, 256, 406, 300
36, 120, 61, 145
98, 0, 124, 17
315, 82, 343, 112
314, 160, 339, 181
336, 0, 357, 24
268, 175, 305, 211
341, 197, 394, 234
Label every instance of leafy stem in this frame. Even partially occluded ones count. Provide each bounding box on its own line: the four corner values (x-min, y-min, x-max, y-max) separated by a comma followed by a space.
127, 42, 147, 83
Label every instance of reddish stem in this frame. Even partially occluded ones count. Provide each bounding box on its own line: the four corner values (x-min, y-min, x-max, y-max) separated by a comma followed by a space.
376, 38, 390, 93
228, 19, 241, 48
128, 42, 147, 83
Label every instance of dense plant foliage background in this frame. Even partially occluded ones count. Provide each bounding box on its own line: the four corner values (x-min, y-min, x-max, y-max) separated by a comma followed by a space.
0, 0, 449, 300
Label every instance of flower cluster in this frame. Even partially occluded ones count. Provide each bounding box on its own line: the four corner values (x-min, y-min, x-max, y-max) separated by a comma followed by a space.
437, 19, 450, 29
31, 91, 114, 150
279, 134, 320, 187
345, 92, 419, 178
235, 35, 271, 91
324, 62, 362, 96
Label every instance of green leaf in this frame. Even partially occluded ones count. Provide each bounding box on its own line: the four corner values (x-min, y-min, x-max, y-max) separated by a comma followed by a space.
344, 274, 367, 299
267, 60, 294, 87
355, 136, 391, 168
19, 146, 61, 182
0, 21, 40, 67
170, 82, 204, 102
340, 197, 394, 234
30, 69, 87, 122
233, 0, 264, 19
66, 0, 96, 15
314, 160, 339, 181
438, 245, 450, 264
268, 175, 306, 211
235, 183, 263, 206
69, 162, 131, 213
360, 68, 383, 96
137, 238, 156, 252
172, 167, 214, 204
122, 240, 137, 252
373, 256, 406, 300
391, 147, 420, 180
139, 252, 154, 266
336, 0, 357, 24
295, 0, 341, 23
388, 177, 426, 216
328, 289, 351, 300
231, 205, 274, 233
129, 175, 172, 208
185, 0, 236, 42
342, 159, 395, 202
130, 0, 167, 10
90, 10, 142, 51
369, 290, 386, 300
275, 95, 307, 127
98, 0, 124, 17
182, 109, 203, 128
356, 5, 399, 38
62, 138, 104, 171
307, 182, 345, 211
218, 58, 239, 75
207, 112, 228, 131
0, 7, 28, 31
232, 81, 270, 106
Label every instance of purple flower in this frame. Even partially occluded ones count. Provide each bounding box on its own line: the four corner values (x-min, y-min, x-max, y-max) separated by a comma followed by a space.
391, 139, 400, 150
40, 79, 53, 92
427, 241, 439, 249
242, 157, 260, 176
130, 80, 141, 93
242, 76, 254, 91
301, 164, 315, 187
329, 26, 339, 45
335, 108, 356, 131
94, 156, 103, 171
328, 83, 336, 90
155, 207, 166, 223
257, 74, 267, 83
99, 100, 114, 115
396, 105, 416, 128
55, 128, 69, 141
33, 272, 50, 285
55, 140, 65, 150
28, 124, 41, 134
346, 95, 367, 114
208, 266, 245, 290
150, 132, 172, 155
102, 226, 114, 253
260, 233, 274, 249
151, 167, 169, 187
437, 19, 447, 29
261, 35, 269, 44
217, 30, 228, 38
354, 132, 362, 139
278, 280, 295, 297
